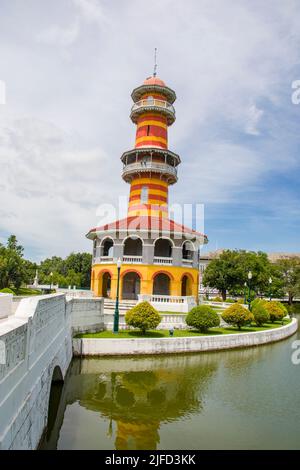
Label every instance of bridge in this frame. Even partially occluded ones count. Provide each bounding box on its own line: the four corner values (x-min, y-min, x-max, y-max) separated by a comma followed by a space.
0, 292, 104, 450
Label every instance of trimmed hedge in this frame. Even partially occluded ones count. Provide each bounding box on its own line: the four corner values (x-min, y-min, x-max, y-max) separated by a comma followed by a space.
186, 305, 220, 333
0, 288, 15, 294
251, 300, 270, 326
264, 301, 287, 323
125, 301, 161, 333
222, 304, 254, 330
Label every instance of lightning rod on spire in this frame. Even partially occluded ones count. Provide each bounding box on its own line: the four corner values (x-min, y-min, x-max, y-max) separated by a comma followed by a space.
153, 48, 157, 77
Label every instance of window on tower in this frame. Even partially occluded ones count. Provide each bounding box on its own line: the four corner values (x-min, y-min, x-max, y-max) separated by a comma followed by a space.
147, 125, 150, 136
140, 186, 148, 204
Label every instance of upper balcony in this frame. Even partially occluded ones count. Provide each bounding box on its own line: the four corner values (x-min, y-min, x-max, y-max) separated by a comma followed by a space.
122, 161, 178, 184
130, 99, 176, 125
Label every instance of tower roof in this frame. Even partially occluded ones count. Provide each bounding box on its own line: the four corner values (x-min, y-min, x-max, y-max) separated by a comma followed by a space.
86, 215, 208, 243
131, 78, 176, 104
143, 76, 166, 87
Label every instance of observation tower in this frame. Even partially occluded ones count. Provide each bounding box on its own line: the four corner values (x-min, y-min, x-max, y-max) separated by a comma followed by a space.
86, 67, 207, 301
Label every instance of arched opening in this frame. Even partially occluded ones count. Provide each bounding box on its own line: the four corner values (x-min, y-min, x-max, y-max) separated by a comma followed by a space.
182, 241, 194, 260
123, 237, 143, 256
122, 272, 141, 300
102, 272, 111, 298
41, 366, 64, 447
181, 275, 193, 296
154, 238, 172, 258
102, 238, 114, 257
153, 273, 170, 296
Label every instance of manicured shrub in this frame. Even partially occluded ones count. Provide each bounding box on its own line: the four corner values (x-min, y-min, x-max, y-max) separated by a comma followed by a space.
0, 287, 15, 294
251, 297, 263, 310
251, 300, 269, 326
212, 296, 223, 302
125, 301, 161, 334
222, 304, 254, 330
264, 301, 287, 323
186, 305, 220, 333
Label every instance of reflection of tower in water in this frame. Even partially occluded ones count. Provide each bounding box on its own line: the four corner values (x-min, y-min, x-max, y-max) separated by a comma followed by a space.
79, 359, 218, 450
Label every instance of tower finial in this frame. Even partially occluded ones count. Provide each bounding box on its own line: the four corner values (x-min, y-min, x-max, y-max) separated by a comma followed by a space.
153, 47, 157, 77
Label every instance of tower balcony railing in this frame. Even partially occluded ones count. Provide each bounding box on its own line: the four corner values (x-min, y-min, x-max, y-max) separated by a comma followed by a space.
153, 256, 173, 265
122, 161, 177, 178
131, 98, 175, 114
122, 255, 143, 264
100, 256, 114, 263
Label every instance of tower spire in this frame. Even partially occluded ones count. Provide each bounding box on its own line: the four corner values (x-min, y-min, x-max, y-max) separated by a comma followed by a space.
153, 47, 157, 77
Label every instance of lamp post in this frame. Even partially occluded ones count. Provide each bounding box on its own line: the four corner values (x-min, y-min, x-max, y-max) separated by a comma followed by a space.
247, 271, 252, 310
49, 272, 53, 292
244, 282, 247, 305
269, 277, 272, 301
113, 258, 122, 334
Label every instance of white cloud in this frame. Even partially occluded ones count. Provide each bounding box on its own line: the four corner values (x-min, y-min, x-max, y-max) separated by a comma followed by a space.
36, 20, 80, 47
72, 0, 106, 26
0, 0, 299, 258
245, 104, 264, 135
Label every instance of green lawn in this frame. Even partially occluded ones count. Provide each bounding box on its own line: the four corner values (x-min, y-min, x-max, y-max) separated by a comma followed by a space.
15, 287, 43, 296
77, 319, 291, 339
158, 307, 224, 315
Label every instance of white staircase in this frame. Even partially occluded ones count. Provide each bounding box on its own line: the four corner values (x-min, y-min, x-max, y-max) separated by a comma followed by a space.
103, 298, 137, 313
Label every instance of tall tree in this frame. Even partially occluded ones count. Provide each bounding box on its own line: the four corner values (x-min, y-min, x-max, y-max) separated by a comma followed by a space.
202, 250, 274, 300
276, 257, 300, 304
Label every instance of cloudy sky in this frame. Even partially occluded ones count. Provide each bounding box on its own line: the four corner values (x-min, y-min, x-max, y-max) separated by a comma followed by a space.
0, 0, 299, 261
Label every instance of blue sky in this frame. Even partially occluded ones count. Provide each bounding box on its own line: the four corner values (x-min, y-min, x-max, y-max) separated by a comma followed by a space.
0, 0, 299, 260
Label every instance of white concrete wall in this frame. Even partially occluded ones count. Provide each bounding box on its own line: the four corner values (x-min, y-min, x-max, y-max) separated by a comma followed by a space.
0, 293, 105, 450
73, 318, 298, 356
70, 297, 104, 334
0, 293, 13, 319
0, 294, 72, 450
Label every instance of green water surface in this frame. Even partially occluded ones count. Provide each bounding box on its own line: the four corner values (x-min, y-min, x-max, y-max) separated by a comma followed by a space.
41, 316, 300, 450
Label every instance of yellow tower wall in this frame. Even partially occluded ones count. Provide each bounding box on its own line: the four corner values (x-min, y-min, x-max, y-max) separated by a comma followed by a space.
91, 263, 199, 301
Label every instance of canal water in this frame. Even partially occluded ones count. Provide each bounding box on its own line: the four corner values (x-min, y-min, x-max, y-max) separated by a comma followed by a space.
42, 316, 300, 450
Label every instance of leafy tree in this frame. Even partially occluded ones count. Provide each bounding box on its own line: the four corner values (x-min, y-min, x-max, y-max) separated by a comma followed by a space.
276, 257, 300, 305
7, 235, 24, 256
203, 250, 276, 300
125, 301, 161, 334
251, 299, 269, 326
264, 301, 287, 323
186, 305, 220, 333
203, 250, 240, 300
0, 235, 26, 290
65, 252, 92, 288
221, 304, 254, 330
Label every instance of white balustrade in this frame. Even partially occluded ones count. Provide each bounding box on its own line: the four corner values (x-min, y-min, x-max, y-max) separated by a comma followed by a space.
122, 161, 177, 176
131, 98, 175, 114
138, 294, 196, 313
182, 258, 193, 265
153, 256, 173, 265
100, 256, 114, 263
122, 255, 142, 264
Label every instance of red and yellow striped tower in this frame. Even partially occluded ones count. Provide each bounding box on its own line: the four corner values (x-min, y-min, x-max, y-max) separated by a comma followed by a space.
87, 72, 207, 301
123, 75, 178, 219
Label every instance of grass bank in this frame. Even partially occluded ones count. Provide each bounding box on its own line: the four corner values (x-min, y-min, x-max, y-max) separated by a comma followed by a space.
77, 319, 291, 339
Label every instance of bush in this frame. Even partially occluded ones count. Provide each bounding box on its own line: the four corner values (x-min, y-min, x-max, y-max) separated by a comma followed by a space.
222, 304, 254, 330
251, 297, 263, 310
264, 301, 287, 323
212, 296, 223, 302
225, 298, 235, 303
125, 301, 161, 333
251, 300, 269, 326
0, 287, 15, 294
186, 305, 220, 333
